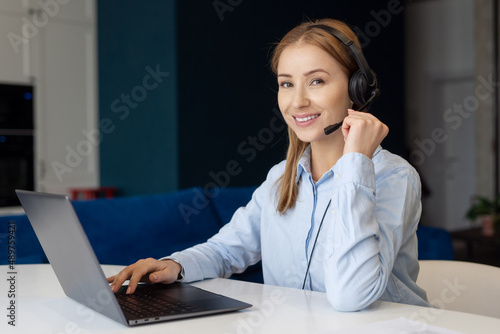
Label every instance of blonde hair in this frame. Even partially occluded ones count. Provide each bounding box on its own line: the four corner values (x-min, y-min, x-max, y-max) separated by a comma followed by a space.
271, 19, 362, 215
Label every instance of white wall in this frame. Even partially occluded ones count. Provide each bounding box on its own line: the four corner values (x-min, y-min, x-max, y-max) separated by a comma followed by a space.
0, 0, 99, 196
406, 0, 478, 231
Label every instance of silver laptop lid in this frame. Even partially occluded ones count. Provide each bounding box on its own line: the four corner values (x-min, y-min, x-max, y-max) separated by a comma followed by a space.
15, 190, 127, 325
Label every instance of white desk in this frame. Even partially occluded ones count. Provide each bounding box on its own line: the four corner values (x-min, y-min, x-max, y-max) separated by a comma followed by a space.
1, 264, 499, 333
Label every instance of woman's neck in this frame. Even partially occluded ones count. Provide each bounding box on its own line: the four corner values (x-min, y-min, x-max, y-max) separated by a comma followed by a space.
310, 132, 344, 182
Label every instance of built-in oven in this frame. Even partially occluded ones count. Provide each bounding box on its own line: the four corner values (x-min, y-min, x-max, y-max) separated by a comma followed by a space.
0, 83, 34, 207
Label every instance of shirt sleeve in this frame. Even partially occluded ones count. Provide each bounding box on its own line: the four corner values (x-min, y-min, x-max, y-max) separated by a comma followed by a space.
323, 152, 421, 311
162, 181, 266, 283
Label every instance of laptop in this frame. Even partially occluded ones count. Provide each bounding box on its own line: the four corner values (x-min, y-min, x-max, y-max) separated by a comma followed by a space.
15, 189, 252, 326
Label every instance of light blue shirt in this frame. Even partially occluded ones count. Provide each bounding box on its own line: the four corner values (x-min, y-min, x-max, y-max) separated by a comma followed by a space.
168, 146, 430, 311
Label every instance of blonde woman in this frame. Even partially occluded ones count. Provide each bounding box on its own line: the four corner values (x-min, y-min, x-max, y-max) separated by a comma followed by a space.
108, 18, 430, 311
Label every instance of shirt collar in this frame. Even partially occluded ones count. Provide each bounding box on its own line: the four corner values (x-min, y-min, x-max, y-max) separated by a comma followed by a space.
296, 145, 312, 183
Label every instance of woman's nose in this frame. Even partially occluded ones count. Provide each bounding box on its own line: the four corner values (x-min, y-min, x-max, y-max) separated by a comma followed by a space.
291, 87, 310, 109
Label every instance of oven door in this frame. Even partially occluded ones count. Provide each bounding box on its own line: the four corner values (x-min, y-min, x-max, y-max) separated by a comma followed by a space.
0, 133, 34, 207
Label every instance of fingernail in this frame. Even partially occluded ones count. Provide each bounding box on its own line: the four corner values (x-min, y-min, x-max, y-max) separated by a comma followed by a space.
152, 274, 158, 281
126, 287, 131, 294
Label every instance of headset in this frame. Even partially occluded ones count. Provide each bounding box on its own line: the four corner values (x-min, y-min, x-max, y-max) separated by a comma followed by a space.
309, 24, 381, 135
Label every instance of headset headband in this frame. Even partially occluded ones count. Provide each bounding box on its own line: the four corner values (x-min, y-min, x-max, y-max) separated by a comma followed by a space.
310, 24, 376, 87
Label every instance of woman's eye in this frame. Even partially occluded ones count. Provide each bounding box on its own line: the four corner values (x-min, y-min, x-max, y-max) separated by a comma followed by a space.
280, 82, 292, 88
311, 78, 324, 85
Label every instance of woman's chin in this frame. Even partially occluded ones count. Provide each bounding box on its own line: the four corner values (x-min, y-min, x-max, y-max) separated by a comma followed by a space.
293, 132, 321, 143
294, 129, 341, 145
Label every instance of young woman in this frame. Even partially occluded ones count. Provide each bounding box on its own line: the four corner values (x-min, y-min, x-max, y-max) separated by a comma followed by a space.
108, 18, 430, 311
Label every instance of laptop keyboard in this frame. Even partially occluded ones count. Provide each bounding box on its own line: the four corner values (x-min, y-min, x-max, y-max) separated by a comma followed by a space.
115, 286, 201, 319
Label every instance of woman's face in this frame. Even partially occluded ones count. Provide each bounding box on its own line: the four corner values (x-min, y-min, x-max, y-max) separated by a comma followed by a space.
277, 43, 352, 143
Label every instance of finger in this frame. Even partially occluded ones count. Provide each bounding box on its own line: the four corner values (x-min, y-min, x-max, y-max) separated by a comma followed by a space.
347, 109, 378, 122
126, 258, 173, 294
149, 261, 181, 285
347, 108, 361, 116
126, 261, 155, 294
341, 109, 353, 141
344, 110, 382, 131
108, 265, 136, 293
149, 269, 175, 284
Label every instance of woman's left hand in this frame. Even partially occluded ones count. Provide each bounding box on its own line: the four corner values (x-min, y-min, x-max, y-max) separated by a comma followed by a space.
341, 109, 389, 159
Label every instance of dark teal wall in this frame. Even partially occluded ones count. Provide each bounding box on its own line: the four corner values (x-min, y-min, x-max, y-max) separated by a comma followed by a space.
97, 0, 406, 196
177, 0, 406, 189
98, 0, 178, 196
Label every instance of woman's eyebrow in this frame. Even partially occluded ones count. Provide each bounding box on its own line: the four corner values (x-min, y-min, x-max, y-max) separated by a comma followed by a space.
277, 68, 330, 78
303, 68, 329, 76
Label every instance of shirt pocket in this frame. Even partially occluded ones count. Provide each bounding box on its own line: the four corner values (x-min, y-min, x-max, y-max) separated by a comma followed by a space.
317, 218, 335, 260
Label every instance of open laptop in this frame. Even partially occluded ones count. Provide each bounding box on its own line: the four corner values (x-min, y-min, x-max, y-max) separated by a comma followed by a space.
16, 189, 252, 326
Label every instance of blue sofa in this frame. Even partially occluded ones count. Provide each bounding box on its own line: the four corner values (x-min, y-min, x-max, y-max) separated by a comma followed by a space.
0, 186, 453, 283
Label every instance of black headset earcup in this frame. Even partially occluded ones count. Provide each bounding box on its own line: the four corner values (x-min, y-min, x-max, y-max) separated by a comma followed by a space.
348, 70, 369, 108
309, 25, 380, 111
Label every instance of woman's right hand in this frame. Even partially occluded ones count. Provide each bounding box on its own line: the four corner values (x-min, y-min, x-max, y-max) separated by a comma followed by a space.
341, 109, 389, 159
107, 258, 182, 294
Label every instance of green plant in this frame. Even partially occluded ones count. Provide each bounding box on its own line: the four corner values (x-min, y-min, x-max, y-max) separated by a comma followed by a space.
465, 195, 500, 237
465, 195, 500, 221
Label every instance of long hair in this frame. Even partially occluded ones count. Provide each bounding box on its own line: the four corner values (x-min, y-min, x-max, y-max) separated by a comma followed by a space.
271, 19, 362, 215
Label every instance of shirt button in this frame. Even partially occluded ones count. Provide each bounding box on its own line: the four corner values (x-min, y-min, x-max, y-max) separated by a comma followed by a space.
335, 174, 340, 180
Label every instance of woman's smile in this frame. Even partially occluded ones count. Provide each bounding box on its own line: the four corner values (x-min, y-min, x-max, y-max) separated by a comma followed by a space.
292, 113, 321, 126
